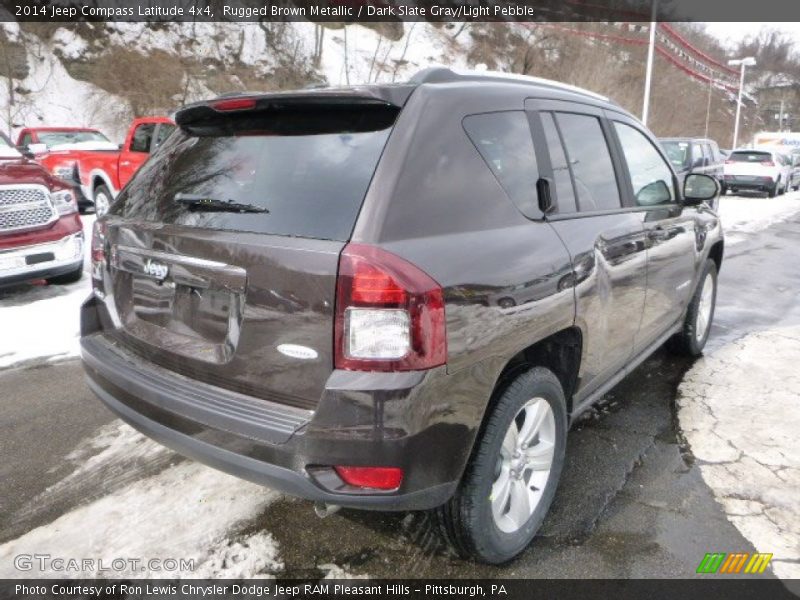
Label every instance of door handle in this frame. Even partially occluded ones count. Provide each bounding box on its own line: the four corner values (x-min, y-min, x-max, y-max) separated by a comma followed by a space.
648, 227, 670, 241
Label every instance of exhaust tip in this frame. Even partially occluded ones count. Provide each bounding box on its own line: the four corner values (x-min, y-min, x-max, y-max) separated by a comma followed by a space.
314, 502, 341, 519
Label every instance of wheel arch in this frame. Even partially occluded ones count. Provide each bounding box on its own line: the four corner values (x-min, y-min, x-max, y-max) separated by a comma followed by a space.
491, 327, 583, 418
708, 239, 724, 274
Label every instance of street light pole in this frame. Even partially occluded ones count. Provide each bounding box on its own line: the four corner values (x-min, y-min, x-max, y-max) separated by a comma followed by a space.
641, 0, 658, 126
728, 56, 756, 149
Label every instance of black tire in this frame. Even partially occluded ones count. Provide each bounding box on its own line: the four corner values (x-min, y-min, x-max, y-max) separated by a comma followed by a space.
768, 183, 778, 198
47, 265, 83, 285
720, 183, 727, 196
93, 184, 112, 216
435, 367, 567, 564
668, 259, 717, 357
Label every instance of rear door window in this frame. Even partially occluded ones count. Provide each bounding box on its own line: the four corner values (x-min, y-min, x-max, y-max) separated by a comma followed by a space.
463, 111, 539, 218
554, 112, 622, 212
539, 112, 577, 213
112, 104, 398, 242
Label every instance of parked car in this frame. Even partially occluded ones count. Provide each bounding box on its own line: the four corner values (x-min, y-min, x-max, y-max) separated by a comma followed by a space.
15, 126, 115, 212
723, 148, 793, 197
73, 117, 175, 216
0, 132, 83, 287
789, 152, 800, 192
81, 68, 723, 564
660, 137, 725, 203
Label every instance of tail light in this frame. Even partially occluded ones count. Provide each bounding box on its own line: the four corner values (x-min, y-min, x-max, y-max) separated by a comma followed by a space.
724, 159, 734, 164
334, 243, 446, 371
91, 220, 107, 287
761, 160, 775, 167
334, 466, 403, 490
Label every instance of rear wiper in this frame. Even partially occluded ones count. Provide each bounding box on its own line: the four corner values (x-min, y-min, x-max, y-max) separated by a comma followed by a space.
175, 193, 269, 214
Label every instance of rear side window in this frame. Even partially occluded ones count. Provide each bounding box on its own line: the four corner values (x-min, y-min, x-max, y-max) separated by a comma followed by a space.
463, 111, 539, 218
555, 113, 621, 211
613, 122, 675, 206
112, 105, 398, 241
130, 124, 156, 153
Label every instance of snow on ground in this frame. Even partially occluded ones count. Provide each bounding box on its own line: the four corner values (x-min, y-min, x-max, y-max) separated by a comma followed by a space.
0, 215, 94, 369
718, 191, 800, 245
0, 422, 282, 578
678, 326, 800, 579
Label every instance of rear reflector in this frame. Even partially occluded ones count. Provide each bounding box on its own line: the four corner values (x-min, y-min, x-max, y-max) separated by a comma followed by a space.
334, 243, 446, 371
211, 97, 257, 111
334, 466, 403, 490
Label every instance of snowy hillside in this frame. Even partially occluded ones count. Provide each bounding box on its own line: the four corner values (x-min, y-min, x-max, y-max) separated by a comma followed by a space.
0, 21, 475, 142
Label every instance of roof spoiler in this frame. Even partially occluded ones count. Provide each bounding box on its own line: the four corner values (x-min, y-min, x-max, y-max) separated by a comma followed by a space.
175, 86, 414, 129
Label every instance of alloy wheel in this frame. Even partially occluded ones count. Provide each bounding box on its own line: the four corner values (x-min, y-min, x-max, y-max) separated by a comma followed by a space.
695, 272, 714, 342
490, 397, 556, 533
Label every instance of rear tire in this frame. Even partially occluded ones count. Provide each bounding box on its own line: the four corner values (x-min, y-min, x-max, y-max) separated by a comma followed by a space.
47, 265, 83, 285
668, 259, 717, 357
435, 367, 567, 564
769, 183, 778, 198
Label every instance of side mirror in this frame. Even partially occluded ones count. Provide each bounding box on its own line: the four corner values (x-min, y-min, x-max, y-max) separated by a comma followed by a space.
683, 173, 719, 206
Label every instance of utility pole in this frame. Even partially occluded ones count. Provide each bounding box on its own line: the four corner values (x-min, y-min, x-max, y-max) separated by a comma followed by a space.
704, 77, 713, 138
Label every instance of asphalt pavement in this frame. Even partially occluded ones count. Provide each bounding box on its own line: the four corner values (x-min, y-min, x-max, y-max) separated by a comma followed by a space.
1, 212, 798, 578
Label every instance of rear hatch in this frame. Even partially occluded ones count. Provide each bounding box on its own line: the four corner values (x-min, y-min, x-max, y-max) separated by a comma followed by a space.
100, 95, 402, 410
724, 150, 776, 181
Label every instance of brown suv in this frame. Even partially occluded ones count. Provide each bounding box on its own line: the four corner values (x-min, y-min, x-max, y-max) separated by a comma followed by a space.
81, 68, 723, 563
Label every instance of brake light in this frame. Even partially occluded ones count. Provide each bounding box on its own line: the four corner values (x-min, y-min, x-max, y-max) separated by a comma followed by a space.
761, 160, 775, 167
334, 466, 403, 490
91, 220, 106, 287
334, 243, 446, 371
211, 97, 257, 111
725, 159, 734, 164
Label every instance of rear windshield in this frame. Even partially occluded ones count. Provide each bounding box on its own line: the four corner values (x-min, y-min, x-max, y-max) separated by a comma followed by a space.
661, 141, 691, 169
111, 105, 398, 241
728, 151, 773, 162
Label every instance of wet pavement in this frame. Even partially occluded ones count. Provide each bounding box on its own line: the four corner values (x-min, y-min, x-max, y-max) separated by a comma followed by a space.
1, 213, 798, 578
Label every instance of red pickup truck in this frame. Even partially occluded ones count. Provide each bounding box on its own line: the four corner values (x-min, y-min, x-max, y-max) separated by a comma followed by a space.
17, 117, 175, 215
0, 133, 84, 287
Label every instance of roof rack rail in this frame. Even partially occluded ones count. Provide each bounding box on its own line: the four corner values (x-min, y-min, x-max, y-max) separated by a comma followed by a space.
409, 67, 609, 102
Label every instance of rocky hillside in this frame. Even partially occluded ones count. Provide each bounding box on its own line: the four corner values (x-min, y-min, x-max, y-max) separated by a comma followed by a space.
0, 21, 797, 144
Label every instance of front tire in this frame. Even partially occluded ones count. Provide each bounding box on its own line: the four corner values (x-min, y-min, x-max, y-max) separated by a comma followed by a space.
435, 367, 567, 564
93, 184, 112, 217
668, 259, 717, 357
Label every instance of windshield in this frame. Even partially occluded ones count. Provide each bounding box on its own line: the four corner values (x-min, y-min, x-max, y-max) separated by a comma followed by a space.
37, 130, 110, 147
661, 141, 691, 169
112, 105, 398, 241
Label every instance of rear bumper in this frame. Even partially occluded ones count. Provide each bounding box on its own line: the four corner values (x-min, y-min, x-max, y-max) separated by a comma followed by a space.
80, 297, 470, 510
0, 231, 83, 286
723, 175, 775, 191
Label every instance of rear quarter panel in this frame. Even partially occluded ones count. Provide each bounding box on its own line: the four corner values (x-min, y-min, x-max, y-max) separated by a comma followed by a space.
352, 83, 576, 430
